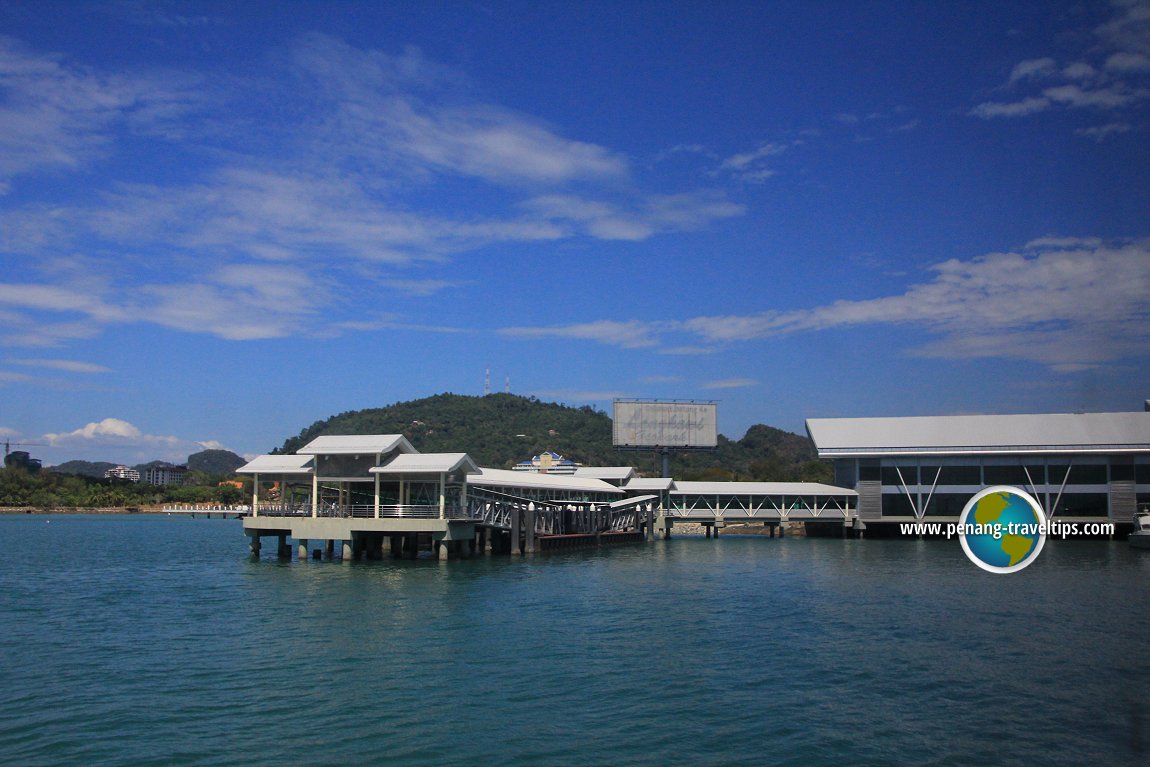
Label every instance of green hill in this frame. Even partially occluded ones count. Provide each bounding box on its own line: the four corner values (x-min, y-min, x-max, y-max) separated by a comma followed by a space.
277, 393, 830, 482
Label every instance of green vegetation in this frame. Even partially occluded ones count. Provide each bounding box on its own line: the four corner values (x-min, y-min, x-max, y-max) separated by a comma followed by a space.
278, 393, 831, 482
1, 393, 832, 509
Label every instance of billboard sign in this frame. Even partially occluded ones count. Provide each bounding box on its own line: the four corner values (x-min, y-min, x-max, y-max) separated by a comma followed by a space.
613, 400, 718, 449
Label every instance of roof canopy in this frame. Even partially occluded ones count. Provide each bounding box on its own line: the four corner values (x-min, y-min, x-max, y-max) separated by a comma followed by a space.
237, 454, 314, 474
370, 453, 479, 476
574, 467, 637, 481
672, 481, 857, 497
296, 434, 416, 456
470, 467, 623, 494
807, 411, 1150, 457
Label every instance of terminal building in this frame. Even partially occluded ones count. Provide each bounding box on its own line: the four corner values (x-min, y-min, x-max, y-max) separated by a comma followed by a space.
806, 406, 1150, 529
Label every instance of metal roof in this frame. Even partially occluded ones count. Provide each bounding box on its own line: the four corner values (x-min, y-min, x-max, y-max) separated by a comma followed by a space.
470, 467, 623, 494
236, 454, 314, 474
672, 481, 857, 497
806, 411, 1150, 457
574, 467, 637, 481
296, 434, 416, 455
624, 477, 675, 491
369, 453, 479, 476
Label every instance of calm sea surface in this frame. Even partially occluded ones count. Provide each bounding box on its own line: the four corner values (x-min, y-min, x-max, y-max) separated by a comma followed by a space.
1, 515, 1147, 767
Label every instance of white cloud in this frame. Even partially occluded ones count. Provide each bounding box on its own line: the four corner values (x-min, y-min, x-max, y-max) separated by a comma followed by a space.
40, 417, 230, 464
0, 35, 199, 192
972, 3, 1150, 125
1106, 51, 1150, 73
501, 319, 665, 349
702, 378, 758, 390
1009, 58, 1057, 82
8, 358, 112, 373
504, 239, 1150, 372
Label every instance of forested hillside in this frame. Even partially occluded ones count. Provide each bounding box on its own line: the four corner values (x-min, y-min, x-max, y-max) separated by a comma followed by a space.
277, 393, 830, 482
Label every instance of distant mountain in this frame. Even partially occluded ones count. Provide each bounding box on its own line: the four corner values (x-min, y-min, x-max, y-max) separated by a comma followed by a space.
50, 460, 118, 478
276, 393, 830, 482
188, 449, 246, 475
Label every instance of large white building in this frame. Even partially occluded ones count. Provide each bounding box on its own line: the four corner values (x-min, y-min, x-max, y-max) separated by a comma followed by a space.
806, 408, 1150, 525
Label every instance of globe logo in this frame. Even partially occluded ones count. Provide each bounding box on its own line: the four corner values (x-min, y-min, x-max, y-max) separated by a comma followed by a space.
958, 486, 1047, 573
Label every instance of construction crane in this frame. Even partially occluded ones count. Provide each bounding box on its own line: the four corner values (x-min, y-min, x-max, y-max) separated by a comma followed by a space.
4, 439, 47, 458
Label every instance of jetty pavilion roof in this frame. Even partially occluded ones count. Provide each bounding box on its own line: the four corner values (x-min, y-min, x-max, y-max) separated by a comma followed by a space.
370, 453, 480, 476
624, 477, 675, 492
296, 434, 416, 456
806, 411, 1150, 457
574, 466, 636, 482
470, 467, 623, 495
236, 454, 314, 474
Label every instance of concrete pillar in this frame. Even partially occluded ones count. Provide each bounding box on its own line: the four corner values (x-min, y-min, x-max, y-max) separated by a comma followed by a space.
278, 534, 290, 558
342, 539, 353, 561
325, 539, 335, 559
437, 540, 449, 561
249, 534, 261, 557
298, 539, 309, 561
525, 502, 536, 554
390, 534, 403, 558
705, 525, 712, 539
404, 533, 419, 559
510, 504, 522, 556
645, 504, 654, 542
779, 523, 785, 538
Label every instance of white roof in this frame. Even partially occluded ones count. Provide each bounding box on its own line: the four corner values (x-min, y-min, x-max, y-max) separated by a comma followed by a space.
625, 477, 675, 491
296, 434, 416, 455
672, 481, 856, 497
237, 454, 314, 474
574, 467, 637, 481
470, 467, 623, 495
806, 411, 1150, 457
370, 453, 479, 475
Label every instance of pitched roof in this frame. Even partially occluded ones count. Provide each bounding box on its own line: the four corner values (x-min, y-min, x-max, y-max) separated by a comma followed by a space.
806, 411, 1150, 456
236, 454, 314, 474
470, 467, 623, 494
296, 434, 416, 455
574, 466, 637, 481
369, 453, 479, 475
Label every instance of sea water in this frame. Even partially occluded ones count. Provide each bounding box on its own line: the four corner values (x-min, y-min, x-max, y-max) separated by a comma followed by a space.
0, 514, 1146, 767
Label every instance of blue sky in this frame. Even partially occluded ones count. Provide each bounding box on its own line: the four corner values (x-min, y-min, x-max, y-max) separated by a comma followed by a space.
1, 0, 1148, 466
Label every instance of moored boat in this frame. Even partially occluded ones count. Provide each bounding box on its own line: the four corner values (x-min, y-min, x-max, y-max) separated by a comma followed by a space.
1131, 510, 1150, 549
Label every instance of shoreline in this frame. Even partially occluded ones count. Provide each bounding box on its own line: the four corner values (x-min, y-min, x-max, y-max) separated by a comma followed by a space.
0, 505, 166, 515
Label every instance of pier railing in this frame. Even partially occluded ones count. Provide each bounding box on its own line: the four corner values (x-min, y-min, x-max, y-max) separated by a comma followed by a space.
254, 502, 471, 519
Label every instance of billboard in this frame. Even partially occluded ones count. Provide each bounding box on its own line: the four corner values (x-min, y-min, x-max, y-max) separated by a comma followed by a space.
613, 400, 718, 449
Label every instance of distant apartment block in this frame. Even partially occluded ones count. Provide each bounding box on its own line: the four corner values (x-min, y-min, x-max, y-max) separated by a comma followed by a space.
141, 464, 188, 486
105, 465, 140, 482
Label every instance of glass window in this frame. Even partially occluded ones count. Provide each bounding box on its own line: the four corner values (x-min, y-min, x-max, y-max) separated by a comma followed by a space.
938, 466, 981, 485
1109, 463, 1135, 482
1054, 493, 1109, 517
882, 466, 918, 486
1136, 465, 1150, 484
1049, 465, 1108, 485
983, 466, 1030, 485
881, 493, 916, 517
859, 465, 880, 482
924, 493, 972, 517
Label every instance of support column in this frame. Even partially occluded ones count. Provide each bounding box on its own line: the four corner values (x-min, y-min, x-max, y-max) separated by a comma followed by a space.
342, 538, 353, 561
404, 533, 419, 559
390, 534, 403, 558
298, 538, 309, 561
311, 471, 318, 518
525, 502, 536, 554
253, 473, 260, 517
278, 534, 290, 558
705, 524, 712, 539
374, 471, 381, 519
645, 504, 654, 542
249, 534, 261, 557
510, 504, 522, 556
325, 539, 335, 559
